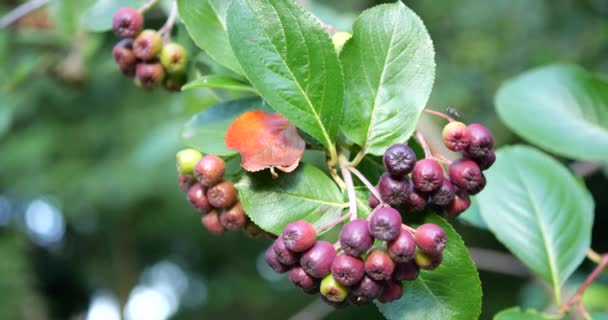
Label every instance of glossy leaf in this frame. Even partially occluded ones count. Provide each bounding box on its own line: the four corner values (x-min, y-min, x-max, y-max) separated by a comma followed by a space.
477, 145, 594, 302
82, 0, 144, 32
182, 75, 258, 93
236, 163, 347, 235
177, 0, 244, 74
340, 2, 435, 156
180, 98, 264, 156
226, 0, 344, 148
496, 64, 608, 161
494, 307, 555, 320
376, 215, 482, 320
225, 110, 305, 173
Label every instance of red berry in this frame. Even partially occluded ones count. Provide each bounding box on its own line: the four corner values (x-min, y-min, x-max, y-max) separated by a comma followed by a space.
364, 248, 395, 281
194, 155, 225, 187
290, 266, 320, 294
465, 150, 495, 171
331, 253, 365, 286
135, 62, 165, 89
415, 224, 447, 255
187, 184, 211, 213
301, 241, 336, 278
282, 221, 316, 252
430, 177, 455, 206
264, 245, 289, 273
387, 229, 416, 263
442, 121, 471, 151
412, 159, 444, 192
201, 210, 224, 235
272, 237, 300, 266
112, 39, 137, 77
219, 202, 246, 230
378, 280, 403, 303
369, 207, 402, 241
403, 180, 427, 213
378, 173, 410, 207
446, 190, 470, 217
133, 30, 163, 61
349, 276, 384, 305
339, 219, 374, 257
449, 159, 483, 192
369, 193, 380, 209
466, 123, 494, 158
393, 260, 420, 281
112, 7, 143, 39
178, 174, 196, 193
207, 181, 237, 208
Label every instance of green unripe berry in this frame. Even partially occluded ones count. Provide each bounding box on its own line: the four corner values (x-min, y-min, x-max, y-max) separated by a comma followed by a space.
133, 30, 163, 61
320, 274, 349, 302
160, 43, 188, 74
332, 32, 352, 53
176, 148, 203, 175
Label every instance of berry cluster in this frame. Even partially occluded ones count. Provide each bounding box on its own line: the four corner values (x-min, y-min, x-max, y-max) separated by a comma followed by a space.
112, 7, 188, 91
176, 148, 265, 238
264, 216, 447, 306
371, 122, 495, 217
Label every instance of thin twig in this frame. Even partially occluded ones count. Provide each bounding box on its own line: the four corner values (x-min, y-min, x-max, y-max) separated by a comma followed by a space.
0, 0, 49, 28
570, 161, 603, 179
424, 109, 455, 122
348, 166, 382, 202
401, 224, 417, 234
587, 249, 602, 264
139, 0, 161, 13
415, 131, 432, 158
562, 254, 608, 316
340, 156, 358, 221
316, 213, 352, 234
349, 150, 367, 168
158, 1, 178, 43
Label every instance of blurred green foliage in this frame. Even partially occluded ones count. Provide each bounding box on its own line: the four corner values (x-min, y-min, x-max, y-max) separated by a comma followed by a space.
0, 0, 607, 319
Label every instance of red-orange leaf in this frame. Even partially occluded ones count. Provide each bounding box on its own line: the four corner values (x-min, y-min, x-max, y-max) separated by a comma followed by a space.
225, 110, 305, 175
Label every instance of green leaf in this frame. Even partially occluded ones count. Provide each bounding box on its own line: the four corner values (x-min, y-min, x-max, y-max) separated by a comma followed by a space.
494, 307, 556, 320
82, 0, 145, 32
376, 215, 482, 320
340, 2, 435, 156
477, 145, 594, 303
180, 97, 264, 156
182, 75, 258, 93
226, 0, 344, 149
236, 163, 347, 235
177, 0, 244, 75
496, 64, 608, 161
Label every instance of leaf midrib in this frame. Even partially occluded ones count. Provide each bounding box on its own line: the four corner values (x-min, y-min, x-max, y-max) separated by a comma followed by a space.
513, 163, 561, 299
244, 0, 333, 148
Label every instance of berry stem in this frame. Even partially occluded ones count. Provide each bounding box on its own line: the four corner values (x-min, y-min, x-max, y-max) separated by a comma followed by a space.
424, 109, 455, 122
316, 213, 352, 234
339, 155, 358, 221
0, 0, 49, 28
433, 154, 453, 165
401, 224, 417, 234
159, 1, 178, 43
415, 130, 433, 159
347, 166, 383, 203
587, 249, 603, 264
349, 149, 367, 168
138, 0, 160, 13
561, 253, 608, 316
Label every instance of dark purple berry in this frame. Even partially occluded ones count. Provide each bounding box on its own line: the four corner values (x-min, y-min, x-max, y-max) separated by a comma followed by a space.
466, 123, 494, 158
430, 178, 455, 206
272, 237, 300, 266
219, 202, 246, 230
412, 159, 444, 192
369, 207, 402, 241
178, 174, 196, 193
187, 184, 211, 213
133, 30, 163, 61
383, 143, 417, 176
468, 173, 486, 195
442, 121, 471, 152
465, 150, 495, 171
301, 241, 336, 278
369, 193, 380, 209
320, 274, 349, 302
387, 229, 416, 263
364, 248, 395, 281
377, 173, 410, 207
414, 249, 443, 270
194, 155, 225, 187
264, 245, 289, 273
378, 280, 403, 303
339, 219, 374, 256
112, 39, 137, 77
207, 181, 237, 208
282, 220, 316, 252
393, 260, 420, 281
331, 253, 365, 286
201, 210, 224, 235
290, 266, 320, 294
112, 7, 143, 39
349, 276, 384, 305
415, 224, 447, 255
403, 180, 427, 213
446, 190, 471, 217
135, 62, 165, 89
449, 159, 483, 192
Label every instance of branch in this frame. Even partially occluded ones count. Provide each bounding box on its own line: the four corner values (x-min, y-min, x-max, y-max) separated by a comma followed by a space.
158, 1, 178, 43
339, 156, 358, 221
138, 0, 161, 13
562, 253, 608, 317
348, 166, 382, 202
424, 108, 455, 122
415, 130, 432, 158
0, 0, 49, 28
316, 213, 351, 234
